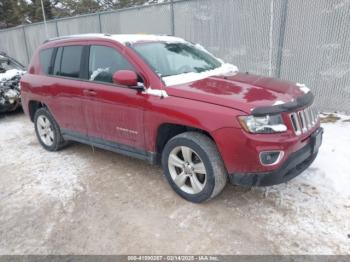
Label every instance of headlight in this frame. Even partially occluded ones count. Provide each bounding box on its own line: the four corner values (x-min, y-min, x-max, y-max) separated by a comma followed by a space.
238, 114, 287, 134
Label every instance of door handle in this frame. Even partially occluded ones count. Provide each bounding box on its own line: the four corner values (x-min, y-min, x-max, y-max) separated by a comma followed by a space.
83, 89, 97, 96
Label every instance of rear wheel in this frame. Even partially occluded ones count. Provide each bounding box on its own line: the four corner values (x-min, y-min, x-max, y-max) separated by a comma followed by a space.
34, 107, 66, 151
162, 132, 227, 203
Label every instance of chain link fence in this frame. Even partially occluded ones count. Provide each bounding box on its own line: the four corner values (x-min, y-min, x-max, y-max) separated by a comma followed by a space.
0, 0, 349, 113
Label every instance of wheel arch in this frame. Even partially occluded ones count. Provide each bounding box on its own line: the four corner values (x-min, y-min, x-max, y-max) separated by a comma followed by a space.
28, 100, 47, 122
155, 123, 215, 157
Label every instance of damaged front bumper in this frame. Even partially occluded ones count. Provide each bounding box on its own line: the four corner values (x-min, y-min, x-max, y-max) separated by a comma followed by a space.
229, 127, 323, 187
0, 53, 26, 113
0, 72, 23, 113
0, 96, 21, 112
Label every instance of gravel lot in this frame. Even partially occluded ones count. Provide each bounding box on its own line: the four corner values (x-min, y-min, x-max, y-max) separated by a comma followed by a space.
0, 110, 349, 255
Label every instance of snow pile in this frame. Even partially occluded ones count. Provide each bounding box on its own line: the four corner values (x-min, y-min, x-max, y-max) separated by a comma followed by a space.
0, 69, 25, 111
0, 69, 24, 82
143, 0, 167, 5
163, 63, 239, 86
54, 33, 187, 46
89, 67, 110, 81
112, 34, 187, 45
296, 82, 310, 94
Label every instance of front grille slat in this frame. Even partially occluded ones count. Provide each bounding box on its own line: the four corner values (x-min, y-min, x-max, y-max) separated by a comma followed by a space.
299, 111, 307, 132
290, 112, 301, 135
311, 107, 316, 125
305, 108, 311, 129
289, 105, 319, 135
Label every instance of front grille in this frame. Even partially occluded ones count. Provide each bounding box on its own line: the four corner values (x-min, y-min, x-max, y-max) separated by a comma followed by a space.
289, 105, 319, 135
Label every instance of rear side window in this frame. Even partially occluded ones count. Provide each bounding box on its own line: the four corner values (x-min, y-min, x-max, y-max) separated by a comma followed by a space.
39, 48, 54, 74
89, 45, 134, 83
59, 46, 84, 78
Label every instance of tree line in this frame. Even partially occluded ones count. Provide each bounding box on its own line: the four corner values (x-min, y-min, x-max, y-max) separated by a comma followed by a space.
0, 0, 164, 29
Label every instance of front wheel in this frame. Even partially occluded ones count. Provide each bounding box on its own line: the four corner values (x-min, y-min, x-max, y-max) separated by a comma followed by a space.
162, 132, 227, 203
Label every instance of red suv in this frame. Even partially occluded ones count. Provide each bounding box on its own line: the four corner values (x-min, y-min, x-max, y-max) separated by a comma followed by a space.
20, 34, 323, 203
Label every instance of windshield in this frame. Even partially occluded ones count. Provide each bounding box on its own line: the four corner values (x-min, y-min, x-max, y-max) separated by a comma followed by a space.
132, 42, 222, 77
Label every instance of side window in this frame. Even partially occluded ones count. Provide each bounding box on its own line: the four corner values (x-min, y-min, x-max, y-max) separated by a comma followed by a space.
59, 46, 83, 78
89, 45, 134, 84
39, 48, 54, 74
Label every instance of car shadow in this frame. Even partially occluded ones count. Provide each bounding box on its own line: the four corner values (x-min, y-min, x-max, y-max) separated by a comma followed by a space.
0, 107, 24, 120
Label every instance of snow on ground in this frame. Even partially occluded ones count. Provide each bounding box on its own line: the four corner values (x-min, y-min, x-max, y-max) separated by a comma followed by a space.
309, 113, 350, 198
0, 116, 89, 209
252, 113, 350, 254
0, 111, 349, 254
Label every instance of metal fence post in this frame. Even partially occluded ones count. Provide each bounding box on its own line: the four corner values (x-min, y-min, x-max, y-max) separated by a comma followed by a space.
170, 0, 175, 36
98, 13, 102, 33
275, 0, 289, 78
22, 26, 30, 66
55, 19, 59, 36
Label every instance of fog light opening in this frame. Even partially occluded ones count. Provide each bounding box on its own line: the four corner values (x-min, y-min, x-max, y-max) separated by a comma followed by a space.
259, 151, 284, 166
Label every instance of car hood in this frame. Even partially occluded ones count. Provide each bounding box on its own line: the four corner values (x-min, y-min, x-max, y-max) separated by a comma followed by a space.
165, 72, 310, 114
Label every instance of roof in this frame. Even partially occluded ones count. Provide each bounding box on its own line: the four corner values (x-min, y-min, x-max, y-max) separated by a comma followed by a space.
45, 33, 186, 45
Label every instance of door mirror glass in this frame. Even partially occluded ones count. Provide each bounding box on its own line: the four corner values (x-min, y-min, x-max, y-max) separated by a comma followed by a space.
112, 70, 138, 87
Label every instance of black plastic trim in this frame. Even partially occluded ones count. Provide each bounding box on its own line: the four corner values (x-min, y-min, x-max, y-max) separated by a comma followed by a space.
251, 92, 314, 116
80, 45, 90, 80
48, 47, 57, 75
0, 100, 21, 113
61, 129, 158, 165
229, 127, 323, 187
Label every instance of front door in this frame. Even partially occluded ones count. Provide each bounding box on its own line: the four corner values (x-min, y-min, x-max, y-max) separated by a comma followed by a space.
82, 44, 146, 150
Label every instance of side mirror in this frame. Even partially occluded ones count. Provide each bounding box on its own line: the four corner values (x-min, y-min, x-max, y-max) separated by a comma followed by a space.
112, 70, 140, 88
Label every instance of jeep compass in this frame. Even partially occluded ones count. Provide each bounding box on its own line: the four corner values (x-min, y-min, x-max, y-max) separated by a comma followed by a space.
20, 34, 323, 203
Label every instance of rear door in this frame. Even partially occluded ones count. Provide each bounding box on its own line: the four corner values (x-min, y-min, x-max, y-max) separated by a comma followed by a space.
82, 44, 147, 149
48, 45, 88, 136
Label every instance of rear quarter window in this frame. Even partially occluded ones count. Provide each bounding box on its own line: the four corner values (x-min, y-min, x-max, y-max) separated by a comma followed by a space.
39, 48, 54, 74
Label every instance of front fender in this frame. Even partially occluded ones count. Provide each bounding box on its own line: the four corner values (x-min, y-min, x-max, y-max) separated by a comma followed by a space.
144, 95, 244, 152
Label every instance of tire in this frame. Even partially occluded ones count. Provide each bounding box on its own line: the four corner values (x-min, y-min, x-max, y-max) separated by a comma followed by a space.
34, 107, 66, 151
162, 132, 227, 203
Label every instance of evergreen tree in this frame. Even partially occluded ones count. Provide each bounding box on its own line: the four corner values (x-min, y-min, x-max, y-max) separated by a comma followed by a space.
0, 0, 166, 29
28, 0, 53, 23
0, 0, 29, 29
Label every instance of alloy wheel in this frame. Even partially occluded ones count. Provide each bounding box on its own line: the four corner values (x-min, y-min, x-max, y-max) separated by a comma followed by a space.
168, 146, 207, 194
36, 115, 55, 146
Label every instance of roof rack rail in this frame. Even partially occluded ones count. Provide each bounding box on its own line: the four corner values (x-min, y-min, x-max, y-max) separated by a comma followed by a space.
42, 33, 110, 44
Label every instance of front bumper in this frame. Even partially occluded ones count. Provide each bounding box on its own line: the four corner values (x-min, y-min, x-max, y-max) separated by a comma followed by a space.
0, 99, 21, 113
229, 127, 323, 186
